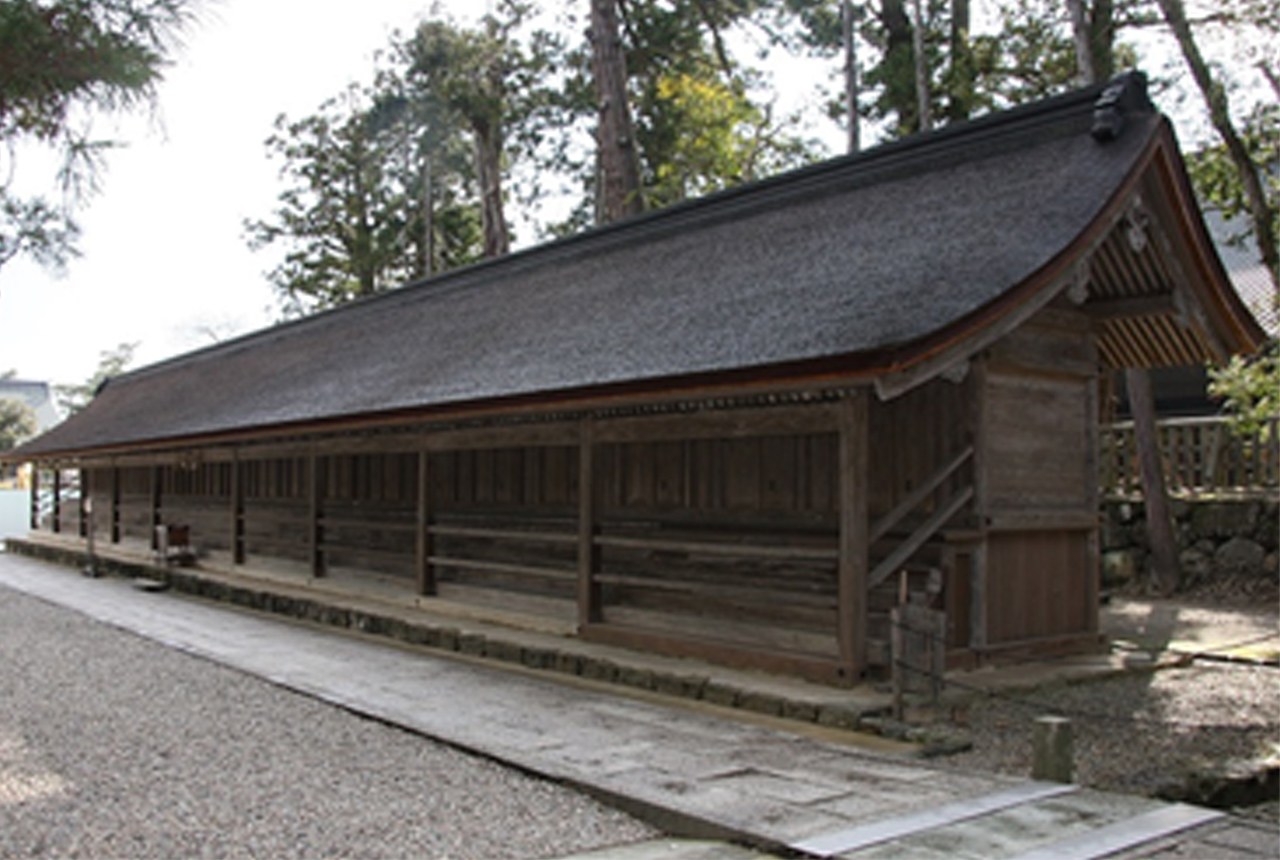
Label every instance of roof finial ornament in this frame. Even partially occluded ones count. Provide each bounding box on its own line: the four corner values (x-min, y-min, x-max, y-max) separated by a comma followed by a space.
1090, 72, 1149, 143
1091, 80, 1129, 142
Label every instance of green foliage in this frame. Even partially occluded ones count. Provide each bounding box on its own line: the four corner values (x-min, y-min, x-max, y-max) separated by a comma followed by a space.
616, 0, 817, 205
1209, 343, 1279, 438
54, 341, 136, 416
0, 0, 195, 275
245, 83, 484, 316
0, 399, 38, 452
1186, 101, 1279, 256
402, 5, 562, 257
646, 71, 809, 206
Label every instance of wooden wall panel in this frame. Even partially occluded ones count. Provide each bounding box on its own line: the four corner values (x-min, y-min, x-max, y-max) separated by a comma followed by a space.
867, 377, 970, 524
985, 373, 1091, 513
984, 530, 1092, 644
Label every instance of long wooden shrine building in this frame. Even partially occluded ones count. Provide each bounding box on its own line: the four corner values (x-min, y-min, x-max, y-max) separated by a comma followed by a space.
5, 74, 1265, 685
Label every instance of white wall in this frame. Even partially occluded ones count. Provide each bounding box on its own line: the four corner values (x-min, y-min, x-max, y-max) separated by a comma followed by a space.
0, 489, 30, 546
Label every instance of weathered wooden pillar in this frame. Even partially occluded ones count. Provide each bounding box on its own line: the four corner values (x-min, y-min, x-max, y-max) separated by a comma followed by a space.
229, 454, 245, 565
78, 468, 89, 538
577, 419, 602, 629
415, 449, 435, 596
149, 464, 162, 550
29, 465, 40, 531
837, 391, 870, 682
51, 468, 62, 534
110, 465, 121, 543
968, 359, 990, 652
308, 452, 326, 578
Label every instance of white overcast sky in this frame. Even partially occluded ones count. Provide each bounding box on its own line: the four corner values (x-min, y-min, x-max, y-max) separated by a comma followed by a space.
0, 1, 488, 386
0, 1, 1261, 390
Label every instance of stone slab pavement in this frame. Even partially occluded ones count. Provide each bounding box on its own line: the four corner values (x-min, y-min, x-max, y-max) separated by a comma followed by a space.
0, 552, 1273, 860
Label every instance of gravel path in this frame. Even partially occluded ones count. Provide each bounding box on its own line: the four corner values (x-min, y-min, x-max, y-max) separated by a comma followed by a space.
0, 587, 656, 859
940, 659, 1279, 818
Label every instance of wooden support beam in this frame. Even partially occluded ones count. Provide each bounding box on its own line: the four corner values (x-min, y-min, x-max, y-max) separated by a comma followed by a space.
230, 454, 245, 565
29, 467, 40, 531
308, 452, 326, 578
78, 468, 88, 538
110, 465, 121, 544
968, 358, 990, 652
1084, 292, 1176, 321
415, 450, 435, 596
870, 487, 974, 588
577, 419, 602, 628
836, 391, 870, 681
150, 465, 162, 550
52, 469, 62, 534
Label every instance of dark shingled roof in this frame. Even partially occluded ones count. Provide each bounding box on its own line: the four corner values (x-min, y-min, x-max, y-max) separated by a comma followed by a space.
11, 74, 1262, 459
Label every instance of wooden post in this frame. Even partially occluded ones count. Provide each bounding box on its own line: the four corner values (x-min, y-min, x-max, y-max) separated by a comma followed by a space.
229, 454, 245, 565
1126, 368, 1179, 595
51, 469, 62, 534
415, 449, 435, 596
29, 466, 40, 531
110, 465, 121, 544
78, 468, 88, 538
309, 452, 326, 578
837, 391, 870, 682
150, 465, 162, 550
968, 359, 989, 652
577, 419, 602, 629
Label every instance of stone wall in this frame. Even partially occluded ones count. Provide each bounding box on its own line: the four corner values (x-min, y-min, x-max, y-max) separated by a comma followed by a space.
1102, 498, 1279, 590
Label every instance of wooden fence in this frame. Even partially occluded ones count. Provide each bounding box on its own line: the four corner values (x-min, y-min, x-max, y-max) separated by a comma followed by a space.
1101, 415, 1279, 498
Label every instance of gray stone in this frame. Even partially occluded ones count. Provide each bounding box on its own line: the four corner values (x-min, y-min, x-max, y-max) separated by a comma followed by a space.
1256, 503, 1279, 550
1031, 715, 1074, 783
702, 682, 740, 708
458, 632, 487, 655
737, 691, 784, 717
1214, 537, 1267, 578
1191, 502, 1260, 541
484, 639, 524, 664
1178, 547, 1214, 586
617, 666, 655, 691
1102, 549, 1142, 586
815, 703, 861, 730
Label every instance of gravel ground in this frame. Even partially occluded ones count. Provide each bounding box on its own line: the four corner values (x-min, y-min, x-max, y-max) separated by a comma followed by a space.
0, 587, 656, 860
940, 657, 1279, 821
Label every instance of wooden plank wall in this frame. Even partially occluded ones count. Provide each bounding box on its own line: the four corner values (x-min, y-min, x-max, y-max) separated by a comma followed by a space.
590, 434, 842, 659
980, 306, 1100, 647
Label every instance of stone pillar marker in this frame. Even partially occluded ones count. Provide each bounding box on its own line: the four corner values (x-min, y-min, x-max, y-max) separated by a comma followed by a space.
1032, 715, 1074, 783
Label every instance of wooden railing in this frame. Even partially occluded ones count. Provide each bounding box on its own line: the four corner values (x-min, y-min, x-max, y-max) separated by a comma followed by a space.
1101, 415, 1279, 498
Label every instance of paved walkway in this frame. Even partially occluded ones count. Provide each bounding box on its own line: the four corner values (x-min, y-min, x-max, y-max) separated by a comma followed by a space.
0, 551, 1273, 859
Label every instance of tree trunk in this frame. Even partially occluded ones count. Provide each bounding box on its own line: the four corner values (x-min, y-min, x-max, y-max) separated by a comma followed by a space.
946, 0, 974, 122
1156, 0, 1279, 290
910, 0, 931, 131
473, 118, 510, 259
1126, 368, 1180, 595
842, 0, 859, 153
1067, 0, 1095, 84
589, 0, 644, 224
1089, 0, 1116, 82
879, 0, 916, 134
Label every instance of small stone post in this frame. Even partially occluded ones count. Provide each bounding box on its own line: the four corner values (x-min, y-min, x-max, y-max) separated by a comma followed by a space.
1032, 715, 1074, 783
